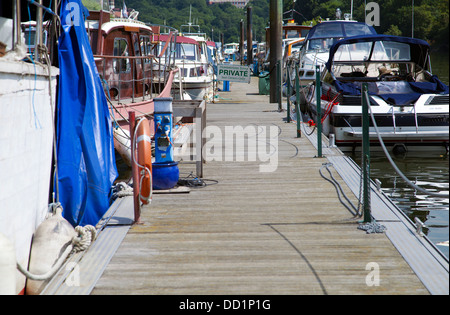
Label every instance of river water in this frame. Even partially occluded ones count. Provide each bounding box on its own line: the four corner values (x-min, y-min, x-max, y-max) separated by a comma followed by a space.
351, 51, 449, 259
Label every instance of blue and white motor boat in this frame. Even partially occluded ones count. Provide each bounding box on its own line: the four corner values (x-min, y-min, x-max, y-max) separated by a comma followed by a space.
300, 35, 449, 153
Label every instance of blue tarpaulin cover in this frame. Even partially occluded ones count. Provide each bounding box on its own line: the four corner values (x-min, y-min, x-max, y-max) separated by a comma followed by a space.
55, 0, 118, 226
334, 76, 449, 105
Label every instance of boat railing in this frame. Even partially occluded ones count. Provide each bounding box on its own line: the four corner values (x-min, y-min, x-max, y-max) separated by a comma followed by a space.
94, 54, 169, 104
157, 31, 178, 91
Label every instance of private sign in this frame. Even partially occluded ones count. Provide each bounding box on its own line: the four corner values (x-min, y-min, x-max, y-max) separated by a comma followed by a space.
217, 64, 251, 83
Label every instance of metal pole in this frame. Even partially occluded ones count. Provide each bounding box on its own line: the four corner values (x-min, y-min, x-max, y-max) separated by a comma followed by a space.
362, 83, 371, 223
269, 0, 283, 103
247, 6, 253, 66
295, 64, 301, 138
240, 20, 245, 65
315, 65, 322, 158
277, 60, 282, 111
286, 68, 291, 122
13, 0, 21, 50
35, 0, 43, 62
129, 111, 141, 224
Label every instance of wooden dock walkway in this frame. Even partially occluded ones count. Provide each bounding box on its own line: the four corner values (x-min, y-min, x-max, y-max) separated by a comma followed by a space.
87, 77, 437, 295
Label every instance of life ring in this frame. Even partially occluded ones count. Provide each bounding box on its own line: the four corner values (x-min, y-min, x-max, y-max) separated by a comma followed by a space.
135, 118, 153, 204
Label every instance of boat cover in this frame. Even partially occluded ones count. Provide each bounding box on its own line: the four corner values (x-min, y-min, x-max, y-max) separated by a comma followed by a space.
55, 0, 118, 227
329, 35, 449, 104
306, 21, 376, 40
326, 35, 431, 71
334, 75, 449, 105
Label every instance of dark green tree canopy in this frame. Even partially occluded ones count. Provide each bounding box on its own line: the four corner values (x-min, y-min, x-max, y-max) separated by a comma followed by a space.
121, 0, 448, 51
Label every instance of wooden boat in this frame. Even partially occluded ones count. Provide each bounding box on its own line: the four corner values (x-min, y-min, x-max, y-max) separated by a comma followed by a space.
85, 8, 179, 164
86, 10, 177, 126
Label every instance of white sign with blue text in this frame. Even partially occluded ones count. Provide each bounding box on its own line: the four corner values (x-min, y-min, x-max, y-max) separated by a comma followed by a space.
217, 64, 251, 83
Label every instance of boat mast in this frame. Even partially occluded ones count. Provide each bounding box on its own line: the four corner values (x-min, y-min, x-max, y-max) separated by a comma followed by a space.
350, 0, 353, 20
189, 4, 192, 33
13, 0, 21, 50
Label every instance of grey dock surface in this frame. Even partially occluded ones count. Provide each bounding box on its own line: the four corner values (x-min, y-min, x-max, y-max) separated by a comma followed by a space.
58, 77, 448, 295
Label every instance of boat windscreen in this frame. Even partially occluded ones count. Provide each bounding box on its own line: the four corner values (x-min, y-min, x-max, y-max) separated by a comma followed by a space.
333, 40, 412, 62
308, 22, 376, 40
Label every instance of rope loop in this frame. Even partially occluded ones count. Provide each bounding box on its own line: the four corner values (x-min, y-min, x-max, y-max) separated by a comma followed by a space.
72, 225, 97, 253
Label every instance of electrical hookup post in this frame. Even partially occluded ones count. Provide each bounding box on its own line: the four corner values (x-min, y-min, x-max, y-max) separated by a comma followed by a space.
217, 64, 252, 91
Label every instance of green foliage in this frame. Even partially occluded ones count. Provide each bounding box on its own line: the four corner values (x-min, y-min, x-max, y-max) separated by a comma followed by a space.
293, 0, 448, 51
119, 0, 448, 50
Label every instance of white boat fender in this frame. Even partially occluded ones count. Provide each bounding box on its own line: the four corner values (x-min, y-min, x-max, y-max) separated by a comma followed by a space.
0, 232, 16, 295
20, 205, 96, 295
114, 127, 132, 167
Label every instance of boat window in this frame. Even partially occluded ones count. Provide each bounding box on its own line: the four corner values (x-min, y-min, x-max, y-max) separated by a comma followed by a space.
308, 38, 340, 51
180, 67, 188, 77
372, 41, 411, 61
333, 42, 372, 61
311, 23, 345, 38
291, 41, 304, 54
343, 23, 376, 37
286, 30, 299, 39
113, 38, 131, 73
178, 43, 197, 60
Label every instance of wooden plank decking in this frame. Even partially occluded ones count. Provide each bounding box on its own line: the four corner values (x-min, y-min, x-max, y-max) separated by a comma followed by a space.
90, 77, 430, 295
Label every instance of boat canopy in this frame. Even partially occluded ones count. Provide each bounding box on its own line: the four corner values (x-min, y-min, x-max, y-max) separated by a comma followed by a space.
326, 35, 431, 71
306, 21, 376, 40
304, 21, 376, 52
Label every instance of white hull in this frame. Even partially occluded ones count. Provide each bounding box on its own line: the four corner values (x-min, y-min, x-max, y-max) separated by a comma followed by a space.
173, 64, 214, 101
0, 59, 58, 294
305, 91, 449, 153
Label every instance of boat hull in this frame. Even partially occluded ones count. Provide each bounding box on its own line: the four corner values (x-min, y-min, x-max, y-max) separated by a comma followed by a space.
303, 87, 449, 153
0, 59, 58, 294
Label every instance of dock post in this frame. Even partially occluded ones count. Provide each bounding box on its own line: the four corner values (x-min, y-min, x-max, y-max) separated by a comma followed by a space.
277, 60, 282, 111
129, 111, 141, 224
315, 65, 322, 158
269, 0, 282, 104
295, 64, 301, 138
286, 68, 291, 123
362, 83, 372, 222
246, 6, 253, 66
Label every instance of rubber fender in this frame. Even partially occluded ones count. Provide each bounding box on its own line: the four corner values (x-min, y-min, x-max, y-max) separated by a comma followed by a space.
0, 232, 16, 295
25, 207, 77, 295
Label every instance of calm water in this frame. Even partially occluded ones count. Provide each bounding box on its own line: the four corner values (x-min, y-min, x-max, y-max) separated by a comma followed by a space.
431, 51, 449, 85
351, 152, 449, 259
